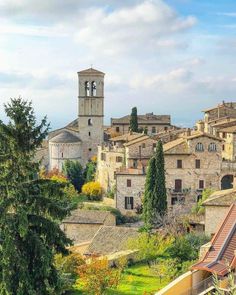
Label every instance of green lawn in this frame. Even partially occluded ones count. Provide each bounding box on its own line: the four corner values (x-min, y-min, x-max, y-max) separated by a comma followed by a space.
71, 263, 170, 295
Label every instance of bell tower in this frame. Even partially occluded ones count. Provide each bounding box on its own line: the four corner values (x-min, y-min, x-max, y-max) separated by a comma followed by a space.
78, 68, 105, 164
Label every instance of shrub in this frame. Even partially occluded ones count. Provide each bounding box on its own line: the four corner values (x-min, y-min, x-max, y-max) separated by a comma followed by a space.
62, 160, 84, 192
54, 253, 85, 292
191, 188, 215, 215
82, 181, 102, 201
84, 159, 97, 183
76, 257, 122, 295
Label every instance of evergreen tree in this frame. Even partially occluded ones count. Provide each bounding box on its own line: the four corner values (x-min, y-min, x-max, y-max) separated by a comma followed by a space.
84, 160, 97, 183
129, 107, 138, 132
62, 160, 84, 192
143, 140, 167, 227
0, 98, 72, 295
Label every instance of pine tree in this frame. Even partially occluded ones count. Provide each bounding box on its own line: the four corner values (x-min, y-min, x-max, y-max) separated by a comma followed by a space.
143, 140, 167, 227
130, 107, 138, 132
0, 98, 72, 295
62, 160, 84, 192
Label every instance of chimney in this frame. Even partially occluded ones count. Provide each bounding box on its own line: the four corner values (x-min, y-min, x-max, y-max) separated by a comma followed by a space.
185, 128, 191, 137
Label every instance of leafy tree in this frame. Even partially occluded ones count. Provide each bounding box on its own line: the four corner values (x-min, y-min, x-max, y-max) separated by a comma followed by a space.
130, 107, 138, 132
82, 181, 102, 201
0, 98, 72, 294
62, 159, 84, 192
143, 141, 167, 227
191, 188, 215, 215
76, 257, 123, 295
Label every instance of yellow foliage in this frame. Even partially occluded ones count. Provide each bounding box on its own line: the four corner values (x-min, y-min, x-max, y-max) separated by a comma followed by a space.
82, 181, 102, 199
50, 174, 68, 183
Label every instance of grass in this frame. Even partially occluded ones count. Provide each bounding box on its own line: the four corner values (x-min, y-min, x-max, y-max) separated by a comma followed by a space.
71, 262, 171, 295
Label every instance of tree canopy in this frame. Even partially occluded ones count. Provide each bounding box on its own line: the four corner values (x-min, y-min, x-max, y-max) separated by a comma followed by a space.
0, 98, 72, 294
130, 107, 138, 132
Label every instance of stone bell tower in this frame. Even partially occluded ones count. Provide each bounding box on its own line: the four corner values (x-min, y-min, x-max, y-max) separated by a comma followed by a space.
78, 68, 105, 165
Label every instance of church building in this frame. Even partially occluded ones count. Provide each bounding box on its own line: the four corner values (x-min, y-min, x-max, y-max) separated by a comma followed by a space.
48, 68, 105, 170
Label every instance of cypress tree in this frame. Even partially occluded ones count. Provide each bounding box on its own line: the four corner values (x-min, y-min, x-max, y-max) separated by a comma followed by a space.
143, 140, 167, 227
130, 107, 138, 132
62, 160, 84, 192
0, 98, 72, 294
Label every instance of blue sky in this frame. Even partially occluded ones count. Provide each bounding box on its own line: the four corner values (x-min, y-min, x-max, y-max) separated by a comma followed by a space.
0, 0, 235, 129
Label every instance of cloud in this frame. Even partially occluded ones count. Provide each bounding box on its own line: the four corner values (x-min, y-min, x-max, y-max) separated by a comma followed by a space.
217, 12, 236, 17
74, 1, 196, 57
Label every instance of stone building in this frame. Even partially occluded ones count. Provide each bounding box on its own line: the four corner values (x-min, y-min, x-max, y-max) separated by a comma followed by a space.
61, 209, 115, 244
110, 113, 171, 135
203, 188, 236, 236
48, 67, 105, 170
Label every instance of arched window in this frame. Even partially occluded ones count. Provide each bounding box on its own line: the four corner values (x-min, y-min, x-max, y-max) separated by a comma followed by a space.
85, 81, 90, 96
208, 142, 217, 152
88, 118, 93, 126
91, 81, 96, 96
195, 142, 204, 152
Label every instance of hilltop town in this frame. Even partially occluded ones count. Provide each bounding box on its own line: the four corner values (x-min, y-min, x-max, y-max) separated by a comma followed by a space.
31, 68, 236, 294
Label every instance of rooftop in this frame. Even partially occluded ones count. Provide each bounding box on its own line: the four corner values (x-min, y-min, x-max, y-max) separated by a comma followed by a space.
62, 209, 112, 224
85, 226, 138, 256
50, 130, 81, 143
77, 67, 105, 76
110, 132, 144, 143
111, 113, 171, 125
203, 189, 236, 207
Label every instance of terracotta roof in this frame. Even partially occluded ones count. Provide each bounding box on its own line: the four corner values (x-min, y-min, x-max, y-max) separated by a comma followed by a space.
202, 102, 236, 113
184, 131, 223, 142
219, 126, 236, 133
192, 203, 236, 276
110, 132, 144, 143
163, 138, 185, 152
123, 135, 152, 147
111, 114, 171, 125
50, 130, 81, 143
203, 189, 236, 207
62, 209, 112, 225
211, 118, 236, 128
85, 226, 138, 256
77, 67, 105, 75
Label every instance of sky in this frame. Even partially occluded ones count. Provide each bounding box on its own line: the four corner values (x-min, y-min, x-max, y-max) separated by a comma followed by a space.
0, 0, 236, 129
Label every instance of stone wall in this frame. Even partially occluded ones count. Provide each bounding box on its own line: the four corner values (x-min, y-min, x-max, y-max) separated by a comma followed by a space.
204, 205, 229, 236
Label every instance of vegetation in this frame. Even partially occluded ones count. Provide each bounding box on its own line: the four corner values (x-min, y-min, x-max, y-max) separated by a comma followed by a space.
143, 141, 167, 227
130, 107, 138, 132
63, 160, 84, 192
0, 98, 72, 294
84, 157, 97, 183
76, 257, 124, 295
82, 181, 102, 201
191, 188, 215, 215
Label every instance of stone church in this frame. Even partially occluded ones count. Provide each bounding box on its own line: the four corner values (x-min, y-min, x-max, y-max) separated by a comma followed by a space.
48, 67, 105, 170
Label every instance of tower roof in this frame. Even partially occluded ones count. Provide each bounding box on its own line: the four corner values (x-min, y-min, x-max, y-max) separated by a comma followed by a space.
78, 67, 105, 76
50, 130, 81, 143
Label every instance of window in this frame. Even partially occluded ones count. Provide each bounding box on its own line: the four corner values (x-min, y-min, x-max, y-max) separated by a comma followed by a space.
199, 180, 204, 190
114, 171, 116, 180
222, 144, 225, 151
127, 179, 131, 187
88, 118, 93, 126
116, 127, 120, 132
85, 81, 90, 96
153, 143, 156, 149
177, 159, 182, 169
164, 127, 168, 131
125, 197, 134, 210
171, 196, 185, 205
208, 142, 217, 152
101, 153, 106, 161
142, 143, 146, 148
195, 159, 201, 169
61, 152, 63, 158
116, 156, 123, 163
91, 81, 96, 96
196, 142, 204, 152
88, 131, 91, 137
133, 159, 138, 168
175, 179, 182, 192
222, 132, 226, 138
89, 148, 92, 152
152, 126, 156, 134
